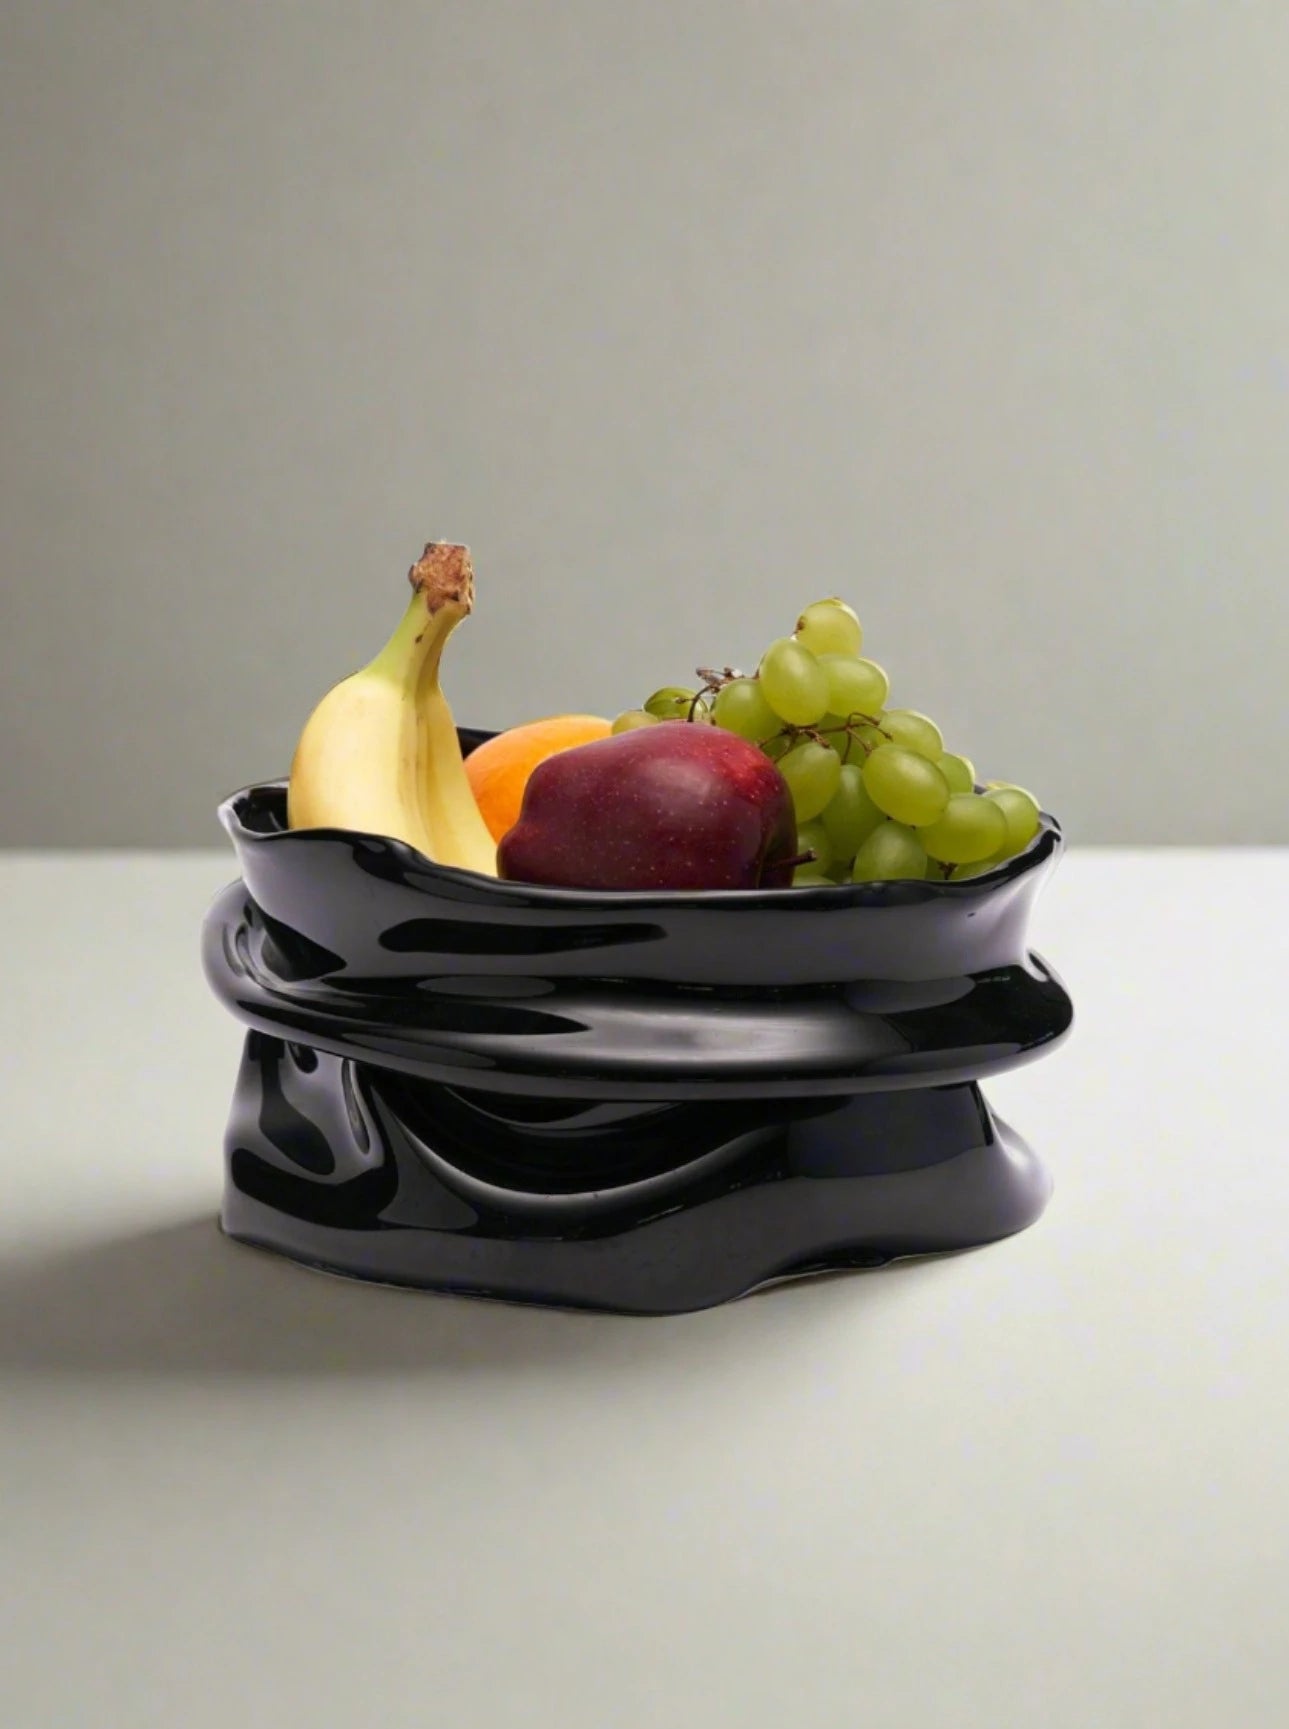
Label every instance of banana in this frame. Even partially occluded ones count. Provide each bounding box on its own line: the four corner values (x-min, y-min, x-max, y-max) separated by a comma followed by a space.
287, 542, 498, 875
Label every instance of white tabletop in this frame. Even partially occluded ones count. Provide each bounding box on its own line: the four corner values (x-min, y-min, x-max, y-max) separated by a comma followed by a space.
3, 848, 1287, 1729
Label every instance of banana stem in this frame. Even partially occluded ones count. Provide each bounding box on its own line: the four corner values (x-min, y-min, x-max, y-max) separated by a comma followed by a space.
369, 543, 473, 692
408, 541, 474, 615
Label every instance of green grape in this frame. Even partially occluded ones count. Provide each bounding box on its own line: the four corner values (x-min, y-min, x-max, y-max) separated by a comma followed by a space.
645, 686, 706, 721
795, 598, 863, 658
763, 732, 792, 760
880, 709, 944, 761
826, 859, 853, 884
917, 793, 1008, 864
821, 762, 885, 855
862, 745, 950, 826
796, 818, 834, 872
611, 708, 660, 734
758, 638, 829, 725
851, 822, 929, 883
711, 677, 779, 742
792, 864, 835, 888
987, 787, 1042, 857
778, 739, 842, 822
938, 751, 976, 795
819, 655, 889, 721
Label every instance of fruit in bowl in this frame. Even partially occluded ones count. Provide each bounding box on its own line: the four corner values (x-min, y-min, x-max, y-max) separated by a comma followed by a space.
497, 721, 801, 891
464, 713, 612, 842
286, 542, 497, 876
611, 605, 1043, 887
285, 541, 1047, 893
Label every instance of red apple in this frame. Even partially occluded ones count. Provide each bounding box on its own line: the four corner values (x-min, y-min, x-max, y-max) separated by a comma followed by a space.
497, 721, 799, 891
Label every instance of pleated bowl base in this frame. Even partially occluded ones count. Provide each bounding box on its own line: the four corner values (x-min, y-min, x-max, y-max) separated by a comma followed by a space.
219, 1039, 1052, 1316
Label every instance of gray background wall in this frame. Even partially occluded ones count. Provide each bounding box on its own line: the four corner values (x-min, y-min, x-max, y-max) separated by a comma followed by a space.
3, 2, 1286, 846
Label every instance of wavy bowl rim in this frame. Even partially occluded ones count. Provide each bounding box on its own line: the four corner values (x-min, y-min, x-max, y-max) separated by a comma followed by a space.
218, 777, 1062, 914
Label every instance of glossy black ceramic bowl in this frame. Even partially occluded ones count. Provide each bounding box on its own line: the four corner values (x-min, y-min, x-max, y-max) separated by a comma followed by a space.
202, 728, 1073, 1313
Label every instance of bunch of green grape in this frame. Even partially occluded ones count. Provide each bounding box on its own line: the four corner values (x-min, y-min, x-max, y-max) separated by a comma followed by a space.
615, 598, 1043, 887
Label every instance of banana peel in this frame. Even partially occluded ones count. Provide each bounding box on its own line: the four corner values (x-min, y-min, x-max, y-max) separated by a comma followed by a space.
287, 542, 498, 875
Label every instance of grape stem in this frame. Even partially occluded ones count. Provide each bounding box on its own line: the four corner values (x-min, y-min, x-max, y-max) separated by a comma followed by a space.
778, 850, 817, 871
687, 666, 742, 722
765, 713, 891, 761
684, 666, 892, 767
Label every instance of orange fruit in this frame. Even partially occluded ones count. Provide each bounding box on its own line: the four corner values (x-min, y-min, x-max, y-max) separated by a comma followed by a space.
466, 714, 612, 842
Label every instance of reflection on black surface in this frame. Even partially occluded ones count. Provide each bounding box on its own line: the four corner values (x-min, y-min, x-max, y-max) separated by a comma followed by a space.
230, 1148, 396, 1229
381, 917, 665, 956
206, 878, 1072, 1095
252, 1032, 334, 1175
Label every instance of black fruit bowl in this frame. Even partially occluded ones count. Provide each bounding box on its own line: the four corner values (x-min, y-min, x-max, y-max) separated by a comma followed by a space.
201, 728, 1073, 1314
